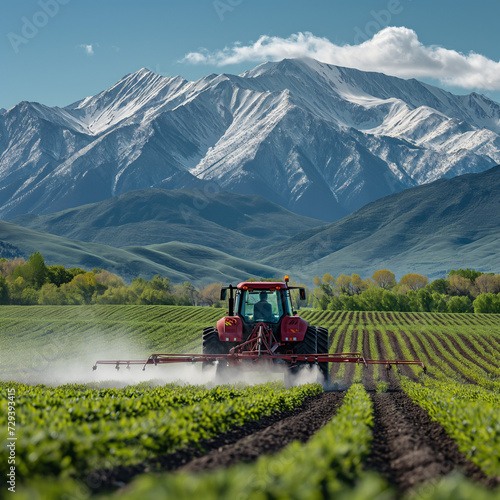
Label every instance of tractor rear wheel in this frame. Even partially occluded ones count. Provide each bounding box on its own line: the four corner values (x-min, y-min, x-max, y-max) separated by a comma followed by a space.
288, 326, 329, 383
202, 326, 229, 378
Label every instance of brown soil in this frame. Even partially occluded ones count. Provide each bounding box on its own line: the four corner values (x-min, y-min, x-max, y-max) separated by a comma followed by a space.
457, 334, 500, 368
386, 330, 419, 381
85, 392, 344, 492
373, 330, 400, 388
402, 313, 416, 324
329, 328, 347, 380
419, 331, 476, 384
182, 391, 344, 473
398, 330, 423, 363
361, 329, 376, 391
365, 392, 498, 496
342, 329, 358, 385
490, 335, 500, 350
434, 331, 495, 376
481, 336, 500, 357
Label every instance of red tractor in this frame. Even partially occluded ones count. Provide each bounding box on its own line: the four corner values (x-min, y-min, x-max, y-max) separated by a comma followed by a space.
93, 275, 426, 380
202, 277, 329, 382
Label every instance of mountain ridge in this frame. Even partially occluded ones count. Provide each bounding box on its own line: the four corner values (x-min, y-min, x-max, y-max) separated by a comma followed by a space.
1, 58, 500, 220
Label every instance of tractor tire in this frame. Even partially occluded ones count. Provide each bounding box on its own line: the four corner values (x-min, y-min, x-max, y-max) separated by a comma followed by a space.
202, 326, 229, 378
290, 326, 329, 383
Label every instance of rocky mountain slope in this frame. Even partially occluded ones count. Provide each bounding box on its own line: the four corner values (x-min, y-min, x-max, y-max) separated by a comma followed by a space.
2, 58, 500, 220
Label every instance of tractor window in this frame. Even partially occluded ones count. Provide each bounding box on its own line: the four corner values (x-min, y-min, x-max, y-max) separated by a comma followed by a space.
239, 290, 283, 323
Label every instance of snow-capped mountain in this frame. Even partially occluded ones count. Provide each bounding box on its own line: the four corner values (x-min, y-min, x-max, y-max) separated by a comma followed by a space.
1, 58, 500, 220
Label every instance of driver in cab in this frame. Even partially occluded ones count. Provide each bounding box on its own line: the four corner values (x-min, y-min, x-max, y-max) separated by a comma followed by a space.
253, 291, 272, 321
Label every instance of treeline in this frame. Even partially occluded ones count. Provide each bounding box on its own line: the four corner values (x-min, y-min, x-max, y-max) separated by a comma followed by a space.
311, 269, 500, 314
0, 253, 223, 306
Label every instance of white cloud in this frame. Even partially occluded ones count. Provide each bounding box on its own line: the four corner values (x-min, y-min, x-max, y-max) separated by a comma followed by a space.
181, 28, 500, 91
78, 43, 95, 56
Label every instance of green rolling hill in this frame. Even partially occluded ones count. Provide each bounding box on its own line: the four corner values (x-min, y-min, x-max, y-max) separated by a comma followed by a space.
0, 220, 283, 283
10, 189, 324, 256
264, 165, 500, 280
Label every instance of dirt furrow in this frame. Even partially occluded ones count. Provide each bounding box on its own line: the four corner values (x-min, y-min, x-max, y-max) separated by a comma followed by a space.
419, 331, 476, 384
86, 392, 344, 491
481, 335, 500, 357
182, 391, 344, 473
386, 330, 419, 381
362, 329, 376, 391
458, 333, 500, 368
329, 328, 347, 380
342, 329, 358, 385
434, 332, 492, 376
365, 392, 498, 496
374, 330, 399, 387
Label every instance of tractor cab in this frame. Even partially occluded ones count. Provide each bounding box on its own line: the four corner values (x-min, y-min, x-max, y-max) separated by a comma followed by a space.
236, 283, 291, 324
217, 277, 307, 343
220, 277, 306, 324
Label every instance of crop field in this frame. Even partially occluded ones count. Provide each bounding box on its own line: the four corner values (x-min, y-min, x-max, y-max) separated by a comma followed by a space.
1, 305, 500, 499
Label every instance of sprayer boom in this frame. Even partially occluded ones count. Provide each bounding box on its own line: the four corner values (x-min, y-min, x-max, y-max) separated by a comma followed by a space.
93, 279, 426, 375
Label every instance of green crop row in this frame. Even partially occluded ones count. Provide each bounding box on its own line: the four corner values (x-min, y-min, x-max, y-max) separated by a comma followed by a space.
15, 384, 393, 500
0, 381, 322, 480
0, 305, 228, 378
401, 377, 500, 477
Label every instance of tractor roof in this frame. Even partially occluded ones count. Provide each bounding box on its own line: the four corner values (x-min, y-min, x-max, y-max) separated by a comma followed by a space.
236, 282, 287, 290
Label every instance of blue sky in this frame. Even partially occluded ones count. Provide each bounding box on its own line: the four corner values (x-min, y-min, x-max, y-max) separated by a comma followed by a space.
1, 0, 500, 109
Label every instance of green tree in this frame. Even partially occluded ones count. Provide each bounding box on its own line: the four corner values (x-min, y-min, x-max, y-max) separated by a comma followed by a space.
20, 287, 39, 305
371, 269, 396, 290
199, 283, 223, 307
473, 293, 500, 314
0, 257, 25, 278
65, 272, 98, 304
399, 273, 429, 291
426, 279, 450, 295
0, 276, 10, 304
12, 262, 34, 285
359, 288, 384, 311
150, 275, 172, 292
130, 277, 149, 295
28, 252, 48, 288
449, 274, 474, 297
447, 296, 472, 313
475, 274, 500, 295
38, 283, 66, 305
95, 286, 139, 305
139, 288, 175, 305
448, 268, 484, 282
431, 292, 447, 312
47, 265, 71, 287
381, 290, 399, 311
175, 281, 199, 306
416, 289, 433, 312
336, 274, 352, 295
95, 270, 125, 289
66, 267, 86, 281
